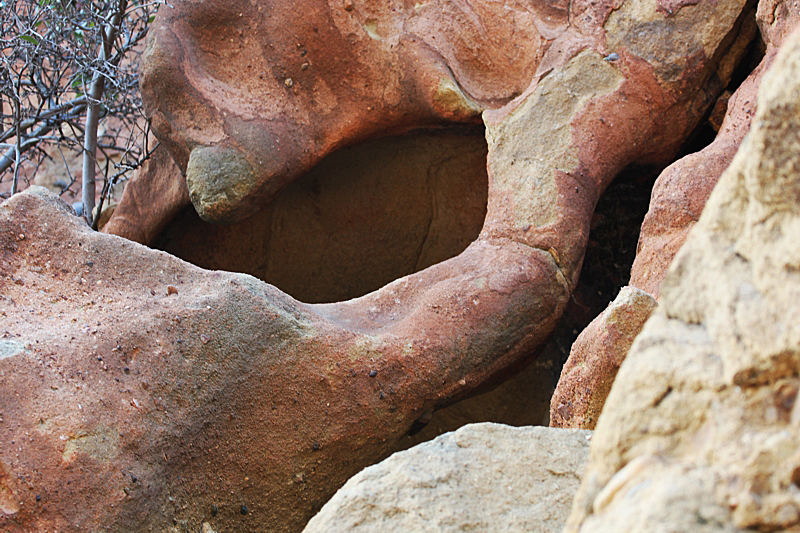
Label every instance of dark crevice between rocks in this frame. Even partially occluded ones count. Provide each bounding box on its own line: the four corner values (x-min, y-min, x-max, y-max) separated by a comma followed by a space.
404, 30, 769, 447
547, 162, 664, 375
676, 18, 765, 162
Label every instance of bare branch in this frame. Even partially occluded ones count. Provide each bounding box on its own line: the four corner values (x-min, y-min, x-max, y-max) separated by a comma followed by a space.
12, 91, 21, 194
2, 0, 164, 208
0, 103, 86, 175
0, 97, 87, 143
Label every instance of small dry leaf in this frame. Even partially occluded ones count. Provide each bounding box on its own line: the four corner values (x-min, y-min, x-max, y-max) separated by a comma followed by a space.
167, 285, 178, 295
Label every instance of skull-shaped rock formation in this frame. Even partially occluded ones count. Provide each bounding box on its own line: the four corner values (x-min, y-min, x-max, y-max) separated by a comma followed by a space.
3, 0, 764, 531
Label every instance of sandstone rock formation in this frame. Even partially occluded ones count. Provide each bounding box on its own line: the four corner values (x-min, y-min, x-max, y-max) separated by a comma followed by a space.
629, 16, 763, 299
550, 287, 657, 429
303, 423, 592, 533
553, 1, 800, 430
130, 0, 760, 377
0, 187, 566, 533
1, 0, 772, 531
117, 0, 757, 438
565, 25, 800, 532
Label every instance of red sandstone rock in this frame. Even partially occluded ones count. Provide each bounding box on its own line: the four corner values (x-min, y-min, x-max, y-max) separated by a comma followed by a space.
102, 140, 189, 245
554, 33, 766, 428
1, 188, 566, 533
550, 287, 657, 429
139, 0, 752, 228
6, 0, 767, 530
139, 0, 550, 224
564, 27, 800, 531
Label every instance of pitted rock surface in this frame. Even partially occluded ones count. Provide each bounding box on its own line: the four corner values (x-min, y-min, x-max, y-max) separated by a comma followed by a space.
1, 188, 565, 533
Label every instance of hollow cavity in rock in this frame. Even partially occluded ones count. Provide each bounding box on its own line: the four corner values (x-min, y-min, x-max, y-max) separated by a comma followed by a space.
153, 127, 488, 303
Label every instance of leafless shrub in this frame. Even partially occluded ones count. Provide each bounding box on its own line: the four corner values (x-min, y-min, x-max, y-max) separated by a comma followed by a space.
0, 0, 162, 227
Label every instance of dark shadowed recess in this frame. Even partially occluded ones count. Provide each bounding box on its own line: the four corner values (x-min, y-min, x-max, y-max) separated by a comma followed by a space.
153, 125, 489, 304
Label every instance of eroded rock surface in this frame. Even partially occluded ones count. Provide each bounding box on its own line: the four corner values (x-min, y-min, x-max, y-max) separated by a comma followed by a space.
565, 25, 800, 532
303, 423, 592, 533
140, 0, 551, 223
135, 0, 755, 260
550, 287, 657, 429
2, 0, 771, 530
554, 0, 800, 429
0, 188, 566, 533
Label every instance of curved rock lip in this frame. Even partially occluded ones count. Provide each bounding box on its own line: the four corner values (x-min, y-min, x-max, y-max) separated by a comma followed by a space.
0, 186, 567, 533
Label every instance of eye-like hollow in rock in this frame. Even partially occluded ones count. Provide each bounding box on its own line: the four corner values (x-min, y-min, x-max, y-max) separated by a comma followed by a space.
153, 126, 489, 304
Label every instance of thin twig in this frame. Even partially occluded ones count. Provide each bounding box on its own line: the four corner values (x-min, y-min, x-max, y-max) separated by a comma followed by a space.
0, 97, 87, 143
0, 105, 86, 174
12, 78, 21, 195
